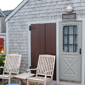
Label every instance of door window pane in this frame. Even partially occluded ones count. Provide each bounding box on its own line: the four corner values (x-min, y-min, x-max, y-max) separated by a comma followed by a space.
74, 35, 77, 44
63, 25, 78, 52
69, 36, 73, 44
69, 45, 73, 52
64, 36, 68, 44
74, 45, 77, 52
63, 45, 68, 52
69, 26, 73, 34
63, 26, 68, 34
74, 26, 77, 34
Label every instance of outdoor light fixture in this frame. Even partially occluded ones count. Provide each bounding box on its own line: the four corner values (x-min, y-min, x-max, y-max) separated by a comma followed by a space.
66, 5, 73, 13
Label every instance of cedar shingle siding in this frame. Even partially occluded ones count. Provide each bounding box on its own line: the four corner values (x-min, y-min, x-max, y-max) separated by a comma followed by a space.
2, 17, 6, 33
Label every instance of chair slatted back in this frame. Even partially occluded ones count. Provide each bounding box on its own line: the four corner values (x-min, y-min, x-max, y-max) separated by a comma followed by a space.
36, 55, 55, 77
3, 54, 21, 74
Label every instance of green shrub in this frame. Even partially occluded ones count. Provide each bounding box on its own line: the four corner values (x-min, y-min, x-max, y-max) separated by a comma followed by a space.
0, 54, 5, 71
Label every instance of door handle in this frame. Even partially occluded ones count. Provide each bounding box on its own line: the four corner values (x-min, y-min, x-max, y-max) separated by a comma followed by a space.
79, 48, 81, 54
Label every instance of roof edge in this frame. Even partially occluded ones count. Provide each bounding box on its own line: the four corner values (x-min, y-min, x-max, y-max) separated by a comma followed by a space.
5, 0, 29, 22
0, 9, 6, 17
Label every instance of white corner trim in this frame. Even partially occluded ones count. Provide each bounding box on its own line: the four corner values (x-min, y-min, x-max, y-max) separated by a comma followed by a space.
6, 22, 9, 54
56, 19, 62, 84
81, 20, 85, 85
5, 0, 29, 22
28, 24, 31, 68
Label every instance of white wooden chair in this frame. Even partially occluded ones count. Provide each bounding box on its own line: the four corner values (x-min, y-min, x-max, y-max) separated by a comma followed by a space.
27, 54, 55, 85
0, 54, 21, 84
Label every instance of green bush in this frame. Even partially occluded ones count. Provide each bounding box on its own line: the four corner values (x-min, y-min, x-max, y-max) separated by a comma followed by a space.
0, 54, 5, 72
0, 57, 5, 66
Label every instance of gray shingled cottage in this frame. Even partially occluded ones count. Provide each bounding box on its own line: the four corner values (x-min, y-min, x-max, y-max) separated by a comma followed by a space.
5, 0, 85, 85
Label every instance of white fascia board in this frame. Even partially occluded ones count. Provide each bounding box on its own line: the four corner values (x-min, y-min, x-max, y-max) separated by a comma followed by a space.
0, 9, 6, 17
5, 0, 29, 22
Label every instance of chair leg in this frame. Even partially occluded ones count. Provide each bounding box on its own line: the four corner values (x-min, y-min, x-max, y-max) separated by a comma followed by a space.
8, 78, 11, 84
38, 83, 40, 85
27, 79, 30, 85
2, 79, 4, 85
51, 80, 53, 85
36, 82, 38, 85
44, 81, 46, 85
16, 79, 19, 84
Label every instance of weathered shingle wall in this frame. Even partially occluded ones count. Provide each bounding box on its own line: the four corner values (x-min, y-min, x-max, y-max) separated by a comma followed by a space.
0, 17, 2, 33
7, 0, 85, 72
2, 17, 6, 33
0, 17, 6, 33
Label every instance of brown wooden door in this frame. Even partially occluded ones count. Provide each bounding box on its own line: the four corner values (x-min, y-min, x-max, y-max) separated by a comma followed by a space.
31, 24, 46, 68
31, 23, 56, 80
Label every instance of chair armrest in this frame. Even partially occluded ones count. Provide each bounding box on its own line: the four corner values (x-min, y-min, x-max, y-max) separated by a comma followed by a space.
9, 67, 19, 71
0, 66, 4, 69
43, 70, 53, 79
44, 70, 53, 74
8, 67, 19, 76
27, 68, 37, 72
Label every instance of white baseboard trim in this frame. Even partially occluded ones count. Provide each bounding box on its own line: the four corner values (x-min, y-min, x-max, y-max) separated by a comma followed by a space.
59, 81, 82, 85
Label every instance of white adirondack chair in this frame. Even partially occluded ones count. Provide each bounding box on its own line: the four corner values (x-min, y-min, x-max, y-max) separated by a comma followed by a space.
0, 54, 21, 84
27, 54, 55, 85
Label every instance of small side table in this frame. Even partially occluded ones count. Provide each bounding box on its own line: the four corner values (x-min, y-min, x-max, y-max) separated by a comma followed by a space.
6, 84, 20, 85
14, 73, 35, 85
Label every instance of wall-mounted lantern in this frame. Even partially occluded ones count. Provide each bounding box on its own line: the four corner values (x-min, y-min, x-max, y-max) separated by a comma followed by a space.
66, 5, 73, 13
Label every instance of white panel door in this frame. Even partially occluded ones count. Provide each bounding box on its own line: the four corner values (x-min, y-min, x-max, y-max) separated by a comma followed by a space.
59, 22, 82, 82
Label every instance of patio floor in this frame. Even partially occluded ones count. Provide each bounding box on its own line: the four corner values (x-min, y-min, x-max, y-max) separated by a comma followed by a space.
0, 79, 59, 85
0, 78, 81, 85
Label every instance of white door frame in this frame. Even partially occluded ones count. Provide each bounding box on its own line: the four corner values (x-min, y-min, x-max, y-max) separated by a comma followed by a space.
28, 19, 84, 85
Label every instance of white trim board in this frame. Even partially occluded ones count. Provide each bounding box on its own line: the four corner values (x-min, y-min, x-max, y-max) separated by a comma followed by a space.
6, 22, 9, 54
5, 0, 29, 22
81, 20, 85, 85
0, 33, 6, 36
59, 81, 82, 85
0, 36, 5, 38
28, 24, 31, 68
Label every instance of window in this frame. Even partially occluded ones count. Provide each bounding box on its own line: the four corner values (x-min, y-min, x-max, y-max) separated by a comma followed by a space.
63, 25, 77, 52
